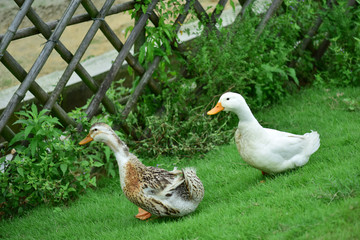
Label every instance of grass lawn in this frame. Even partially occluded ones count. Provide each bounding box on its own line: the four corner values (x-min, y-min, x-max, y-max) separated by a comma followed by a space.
1, 86, 359, 239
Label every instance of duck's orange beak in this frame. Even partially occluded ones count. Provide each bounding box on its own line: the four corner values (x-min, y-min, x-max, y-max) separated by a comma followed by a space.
207, 102, 224, 115
79, 135, 93, 145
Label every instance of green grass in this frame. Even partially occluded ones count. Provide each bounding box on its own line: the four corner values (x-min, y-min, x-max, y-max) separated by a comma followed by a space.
1, 86, 359, 239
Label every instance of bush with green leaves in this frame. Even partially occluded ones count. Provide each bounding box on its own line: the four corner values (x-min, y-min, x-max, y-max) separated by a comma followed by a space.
184, 1, 359, 109
184, 6, 304, 110
0, 105, 104, 218
314, 1, 360, 87
130, 100, 234, 158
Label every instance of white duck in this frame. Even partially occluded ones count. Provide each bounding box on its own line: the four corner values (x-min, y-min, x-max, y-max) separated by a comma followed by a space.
207, 92, 320, 174
79, 123, 204, 220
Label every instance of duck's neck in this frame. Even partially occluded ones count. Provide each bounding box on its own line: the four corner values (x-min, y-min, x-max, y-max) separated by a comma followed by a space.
233, 104, 263, 135
103, 132, 144, 190
103, 133, 130, 164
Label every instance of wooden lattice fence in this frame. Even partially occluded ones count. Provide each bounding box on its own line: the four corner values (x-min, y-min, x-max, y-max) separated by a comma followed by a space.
0, 0, 234, 143
0, 0, 358, 146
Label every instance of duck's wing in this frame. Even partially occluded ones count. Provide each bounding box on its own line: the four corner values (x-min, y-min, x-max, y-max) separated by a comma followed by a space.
141, 166, 185, 199
264, 128, 307, 160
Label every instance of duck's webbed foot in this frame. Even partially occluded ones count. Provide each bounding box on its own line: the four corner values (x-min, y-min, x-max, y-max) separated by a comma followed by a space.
135, 207, 152, 220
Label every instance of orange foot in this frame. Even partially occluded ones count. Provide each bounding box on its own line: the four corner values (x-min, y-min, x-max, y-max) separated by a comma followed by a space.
261, 171, 268, 175
135, 207, 152, 220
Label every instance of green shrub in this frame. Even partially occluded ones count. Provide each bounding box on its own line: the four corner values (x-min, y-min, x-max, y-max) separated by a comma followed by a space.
314, 1, 360, 87
184, 21, 293, 111
99, 78, 235, 158
0, 105, 102, 218
131, 101, 234, 158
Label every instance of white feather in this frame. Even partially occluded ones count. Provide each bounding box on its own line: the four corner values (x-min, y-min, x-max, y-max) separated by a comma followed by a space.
212, 92, 320, 173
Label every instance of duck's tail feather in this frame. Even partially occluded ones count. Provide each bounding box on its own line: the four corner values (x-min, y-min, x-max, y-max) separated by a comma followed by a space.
304, 131, 320, 156
182, 168, 204, 203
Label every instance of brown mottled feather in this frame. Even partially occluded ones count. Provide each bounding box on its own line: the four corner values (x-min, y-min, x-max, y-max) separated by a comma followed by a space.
122, 156, 187, 216
121, 155, 204, 216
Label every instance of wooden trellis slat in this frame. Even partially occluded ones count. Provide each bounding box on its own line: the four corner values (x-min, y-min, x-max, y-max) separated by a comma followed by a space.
191, 0, 222, 36
43, 0, 115, 112
84, 0, 159, 122
0, 0, 34, 60
120, 0, 193, 121
0, 0, 82, 134
1, 51, 76, 127
13, 0, 117, 115
255, 0, 283, 38
290, 0, 332, 67
296, 0, 333, 59
193, 0, 212, 26
313, 0, 356, 61
2, 126, 16, 141
81, 0, 161, 95
300, 17, 323, 54
175, 0, 192, 35
0, 1, 136, 42
236, 0, 254, 21
211, 0, 228, 24
300, 16, 323, 55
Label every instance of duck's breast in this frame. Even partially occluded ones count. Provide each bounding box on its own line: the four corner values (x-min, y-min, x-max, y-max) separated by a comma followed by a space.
122, 161, 143, 204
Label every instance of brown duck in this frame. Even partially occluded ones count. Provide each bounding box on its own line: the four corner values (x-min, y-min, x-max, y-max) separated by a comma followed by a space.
79, 123, 204, 220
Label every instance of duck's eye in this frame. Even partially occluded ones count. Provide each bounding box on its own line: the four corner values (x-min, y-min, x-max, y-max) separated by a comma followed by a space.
93, 128, 98, 132
226, 98, 230, 100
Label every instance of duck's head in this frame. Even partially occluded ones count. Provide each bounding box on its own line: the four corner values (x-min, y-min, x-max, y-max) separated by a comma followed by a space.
207, 92, 247, 115
79, 122, 115, 145
79, 122, 130, 155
